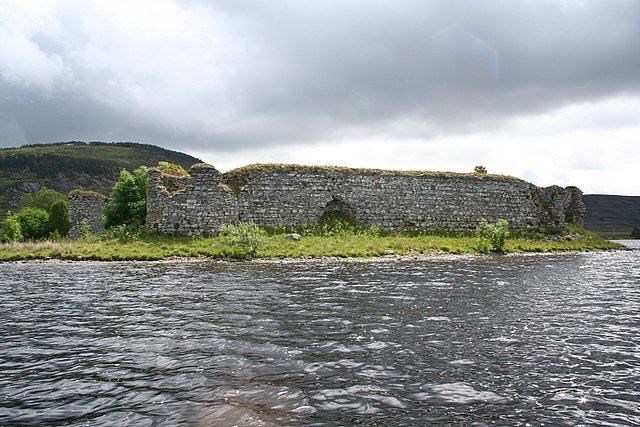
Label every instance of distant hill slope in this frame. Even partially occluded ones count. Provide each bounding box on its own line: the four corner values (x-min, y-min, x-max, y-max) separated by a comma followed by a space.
0, 141, 201, 217
583, 194, 640, 237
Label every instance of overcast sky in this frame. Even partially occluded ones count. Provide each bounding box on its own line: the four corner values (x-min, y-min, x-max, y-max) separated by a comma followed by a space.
1, 0, 639, 194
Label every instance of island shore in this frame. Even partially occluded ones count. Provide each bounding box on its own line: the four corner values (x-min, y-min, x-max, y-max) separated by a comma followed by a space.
0, 232, 622, 262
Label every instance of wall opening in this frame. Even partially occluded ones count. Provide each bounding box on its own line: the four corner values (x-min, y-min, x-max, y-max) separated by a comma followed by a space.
319, 195, 356, 224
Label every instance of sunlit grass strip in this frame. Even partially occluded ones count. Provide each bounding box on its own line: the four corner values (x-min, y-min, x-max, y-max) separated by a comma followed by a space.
0, 233, 623, 262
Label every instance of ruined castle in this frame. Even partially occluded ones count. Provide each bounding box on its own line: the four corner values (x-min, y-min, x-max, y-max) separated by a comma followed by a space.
132, 163, 585, 236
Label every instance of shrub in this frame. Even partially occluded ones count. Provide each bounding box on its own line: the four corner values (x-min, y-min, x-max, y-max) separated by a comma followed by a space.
219, 222, 266, 258
103, 166, 148, 229
78, 218, 91, 239
48, 201, 70, 237
1, 216, 23, 243
20, 187, 67, 211
631, 227, 640, 239
13, 207, 50, 240
474, 165, 488, 175
476, 219, 510, 253
157, 161, 188, 176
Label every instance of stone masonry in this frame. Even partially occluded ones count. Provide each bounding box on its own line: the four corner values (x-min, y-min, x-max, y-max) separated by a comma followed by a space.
146, 163, 585, 236
69, 190, 109, 238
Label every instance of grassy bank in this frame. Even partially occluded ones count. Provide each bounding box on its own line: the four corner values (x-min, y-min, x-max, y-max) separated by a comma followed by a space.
0, 228, 623, 262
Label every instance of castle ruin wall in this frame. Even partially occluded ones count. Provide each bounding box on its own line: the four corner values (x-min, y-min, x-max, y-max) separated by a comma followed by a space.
69, 191, 109, 238
146, 164, 585, 235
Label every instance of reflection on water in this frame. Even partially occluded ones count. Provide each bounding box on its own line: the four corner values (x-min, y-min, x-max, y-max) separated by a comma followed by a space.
0, 243, 639, 425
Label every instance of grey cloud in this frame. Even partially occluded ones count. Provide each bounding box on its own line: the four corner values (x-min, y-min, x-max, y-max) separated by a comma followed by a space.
0, 0, 639, 150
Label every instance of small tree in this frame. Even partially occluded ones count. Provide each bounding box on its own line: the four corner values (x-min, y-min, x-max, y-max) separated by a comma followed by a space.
1, 216, 23, 243
219, 223, 266, 258
48, 201, 71, 237
476, 219, 510, 253
103, 167, 148, 229
631, 227, 640, 239
474, 165, 488, 175
13, 207, 50, 240
21, 187, 67, 211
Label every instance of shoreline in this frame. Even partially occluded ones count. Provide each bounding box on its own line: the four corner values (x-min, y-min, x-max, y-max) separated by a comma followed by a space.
1, 246, 629, 265
0, 229, 626, 264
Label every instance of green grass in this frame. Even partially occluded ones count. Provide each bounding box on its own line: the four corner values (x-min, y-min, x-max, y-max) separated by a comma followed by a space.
225, 163, 523, 182
0, 228, 623, 262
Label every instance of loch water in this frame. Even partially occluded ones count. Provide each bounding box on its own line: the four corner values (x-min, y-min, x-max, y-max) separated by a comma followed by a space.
1, 242, 639, 426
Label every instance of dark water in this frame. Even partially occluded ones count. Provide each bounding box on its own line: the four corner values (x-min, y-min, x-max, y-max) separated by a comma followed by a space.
1, 242, 639, 426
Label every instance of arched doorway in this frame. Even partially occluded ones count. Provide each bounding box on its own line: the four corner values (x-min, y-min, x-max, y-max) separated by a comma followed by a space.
319, 195, 356, 223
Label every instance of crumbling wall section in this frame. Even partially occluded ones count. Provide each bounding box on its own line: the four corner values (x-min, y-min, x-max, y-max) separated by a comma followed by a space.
146, 163, 238, 236
68, 190, 108, 238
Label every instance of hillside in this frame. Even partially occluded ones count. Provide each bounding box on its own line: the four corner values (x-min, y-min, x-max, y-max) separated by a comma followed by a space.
583, 195, 640, 238
0, 142, 201, 217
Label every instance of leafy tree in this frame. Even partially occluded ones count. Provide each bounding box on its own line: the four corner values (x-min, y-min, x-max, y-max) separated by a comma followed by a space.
157, 161, 188, 176
476, 218, 510, 253
1, 216, 23, 243
103, 167, 148, 229
631, 227, 640, 239
20, 187, 67, 211
48, 200, 70, 237
13, 207, 50, 240
474, 165, 488, 175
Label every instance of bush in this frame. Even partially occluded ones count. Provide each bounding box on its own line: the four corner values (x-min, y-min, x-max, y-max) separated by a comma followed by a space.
157, 161, 188, 176
78, 218, 91, 240
219, 222, 266, 258
20, 187, 67, 211
474, 165, 488, 175
103, 167, 148, 229
631, 227, 640, 239
13, 207, 50, 240
1, 216, 23, 243
48, 201, 70, 237
476, 219, 510, 253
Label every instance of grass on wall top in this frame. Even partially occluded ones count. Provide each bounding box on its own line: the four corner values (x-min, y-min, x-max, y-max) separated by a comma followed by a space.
223, 163, 525, 183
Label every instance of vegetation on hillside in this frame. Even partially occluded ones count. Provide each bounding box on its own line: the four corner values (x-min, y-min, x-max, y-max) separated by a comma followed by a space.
20, 188, 68, 211
0, 141, 201, 219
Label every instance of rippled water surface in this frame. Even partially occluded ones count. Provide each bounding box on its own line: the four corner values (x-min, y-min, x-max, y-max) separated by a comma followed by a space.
1, 242, 639, 425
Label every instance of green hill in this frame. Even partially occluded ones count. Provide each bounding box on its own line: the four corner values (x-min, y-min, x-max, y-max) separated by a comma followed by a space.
583, 194, 640, 238
0, 142, 201, 218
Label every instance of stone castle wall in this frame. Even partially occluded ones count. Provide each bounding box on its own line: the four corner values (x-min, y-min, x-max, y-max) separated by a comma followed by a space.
146, 163, 585, 236
147, 164, 238, 236
69, 190, 109, 238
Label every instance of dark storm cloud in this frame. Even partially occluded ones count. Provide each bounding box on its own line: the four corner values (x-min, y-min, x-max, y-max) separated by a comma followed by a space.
1, 0, 639, 150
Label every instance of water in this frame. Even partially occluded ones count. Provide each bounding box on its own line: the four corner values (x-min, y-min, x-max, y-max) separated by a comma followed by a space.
1, 242, 639, 425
